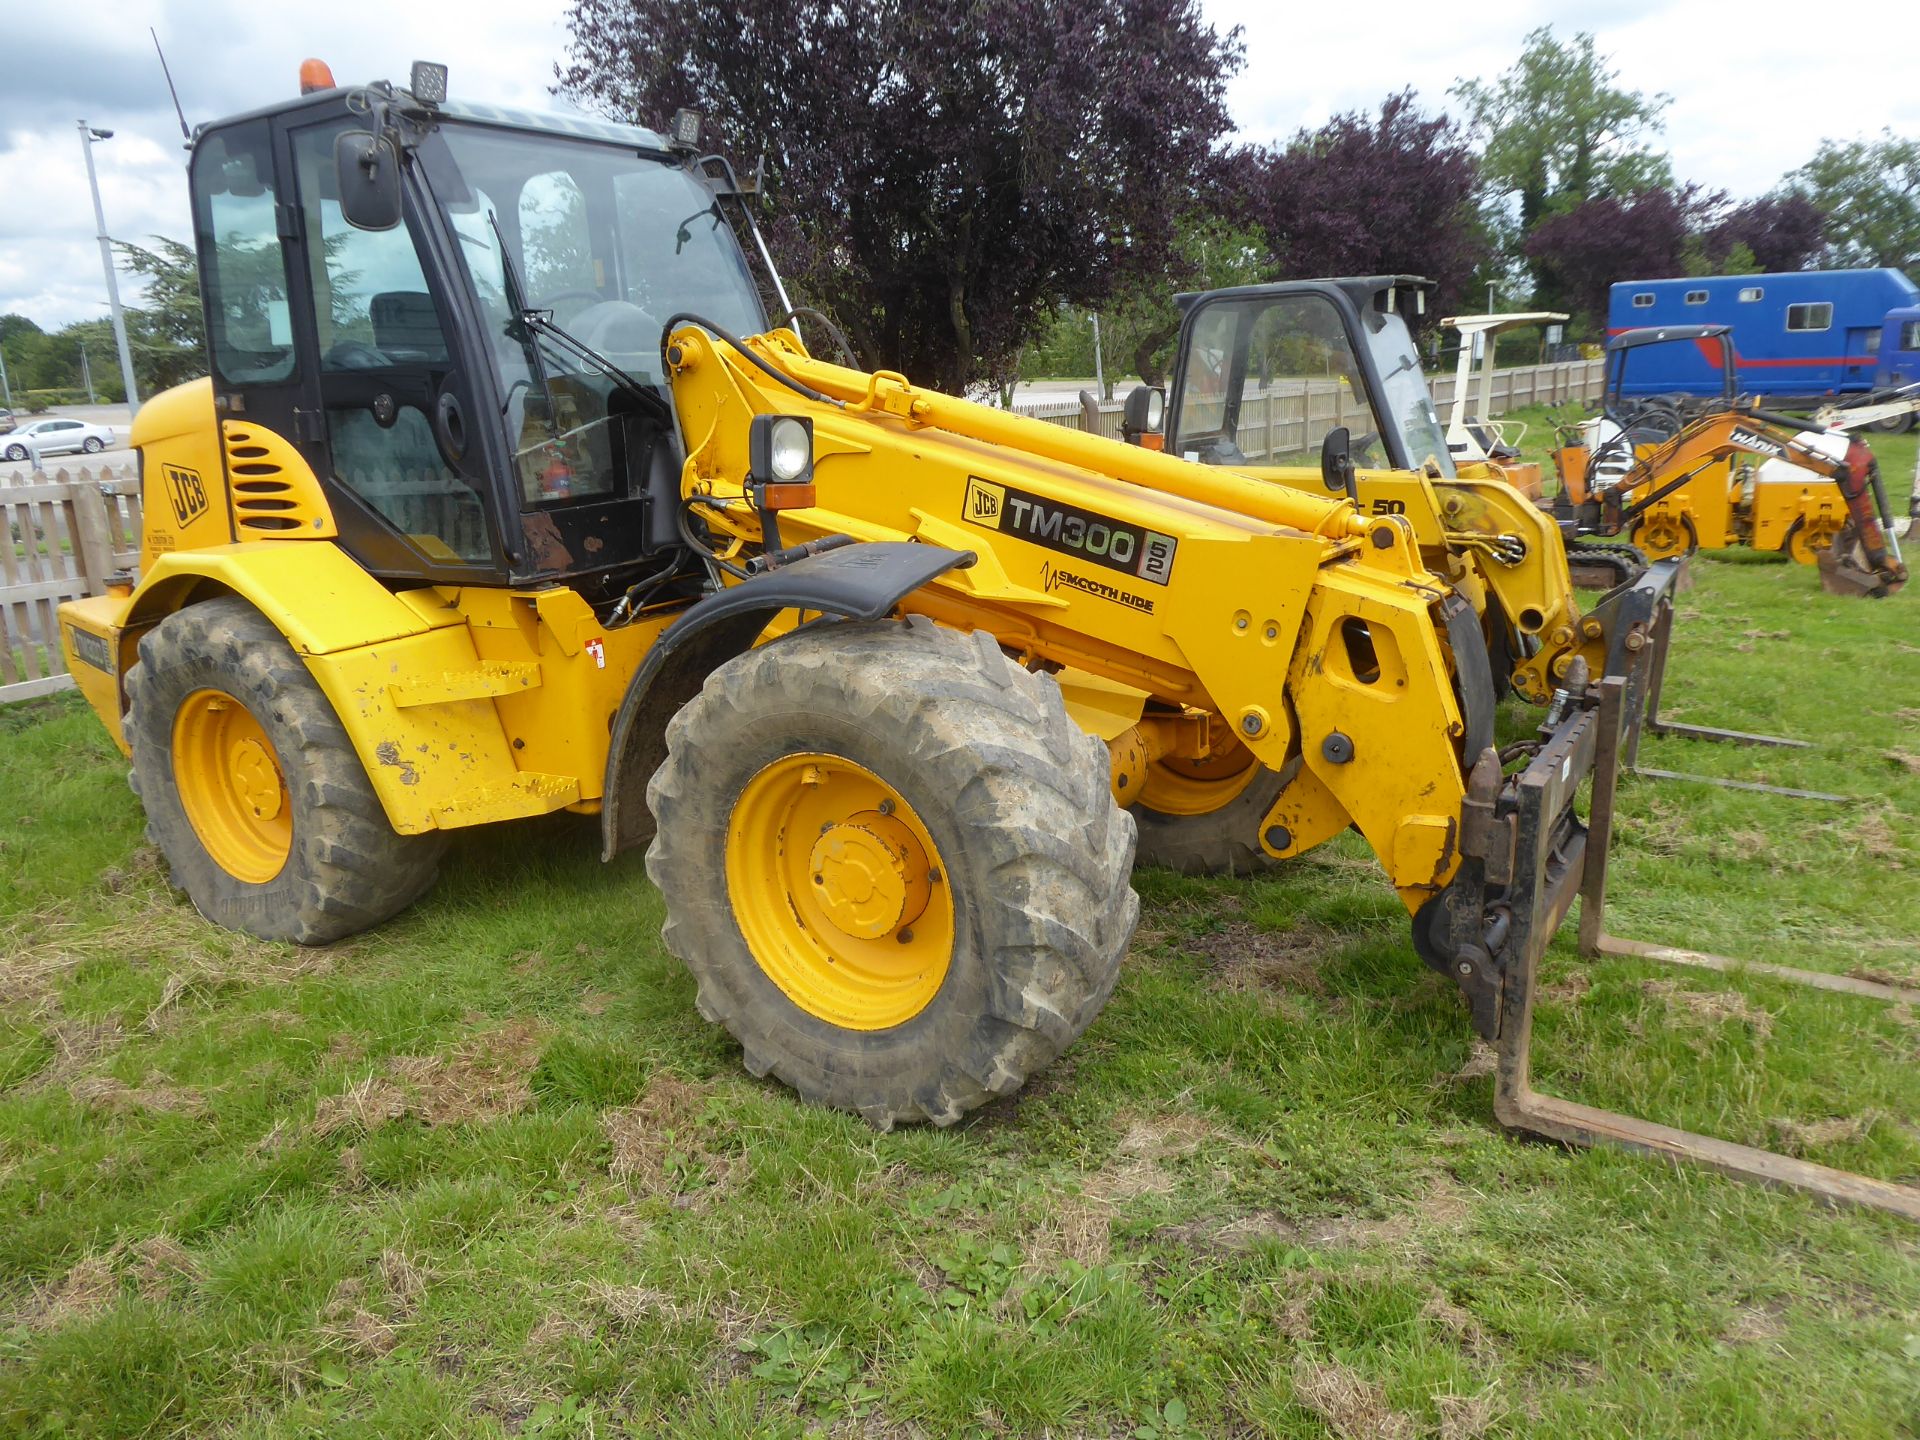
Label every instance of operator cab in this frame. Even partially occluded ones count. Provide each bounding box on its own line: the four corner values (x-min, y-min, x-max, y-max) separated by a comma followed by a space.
188, 67, 770, 598
1162, 277, 1456, 479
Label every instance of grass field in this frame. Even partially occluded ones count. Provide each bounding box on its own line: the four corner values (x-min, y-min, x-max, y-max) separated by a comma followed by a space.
1, 430, 1917, 1438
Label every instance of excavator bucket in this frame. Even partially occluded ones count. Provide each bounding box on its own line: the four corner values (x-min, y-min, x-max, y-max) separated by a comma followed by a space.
1487, 672, 1920, 1220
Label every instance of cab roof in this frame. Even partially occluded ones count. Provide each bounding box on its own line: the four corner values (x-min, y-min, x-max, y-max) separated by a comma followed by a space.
1606, 324, 1731, 351
193, 84, 668, 154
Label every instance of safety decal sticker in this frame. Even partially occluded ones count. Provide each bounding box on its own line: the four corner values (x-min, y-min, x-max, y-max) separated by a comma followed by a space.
962, 476, 1178, 585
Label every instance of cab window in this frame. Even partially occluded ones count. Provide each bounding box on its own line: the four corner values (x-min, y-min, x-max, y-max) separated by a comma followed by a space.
291, 121, 490, 564
1173, 295, 1383, 468
191, 123, 295, 385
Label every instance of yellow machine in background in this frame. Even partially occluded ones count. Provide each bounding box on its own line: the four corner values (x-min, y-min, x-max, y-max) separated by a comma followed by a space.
1550, 324, 1908, 595
1439, 308, 1572, 501
1146, 278, 1649, 721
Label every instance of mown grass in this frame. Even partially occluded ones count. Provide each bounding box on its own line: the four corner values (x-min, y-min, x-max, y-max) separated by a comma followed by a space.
0, 434, 1917, 1438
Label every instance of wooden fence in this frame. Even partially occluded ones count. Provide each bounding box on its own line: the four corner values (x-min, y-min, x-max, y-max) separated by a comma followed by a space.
1013, 358, 1606, 436
1, 467, 142, 704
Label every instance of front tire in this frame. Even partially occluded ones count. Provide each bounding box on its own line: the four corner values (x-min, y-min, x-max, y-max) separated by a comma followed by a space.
127, 598, 446, 944
4, 444, 24, 462
646, 617, 1137, 1128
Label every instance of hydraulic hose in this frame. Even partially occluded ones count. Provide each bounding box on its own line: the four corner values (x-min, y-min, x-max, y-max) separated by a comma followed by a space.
659, 312, 841, 408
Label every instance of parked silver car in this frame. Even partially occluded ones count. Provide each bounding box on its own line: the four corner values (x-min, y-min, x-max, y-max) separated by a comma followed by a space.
2, 417, 117, 461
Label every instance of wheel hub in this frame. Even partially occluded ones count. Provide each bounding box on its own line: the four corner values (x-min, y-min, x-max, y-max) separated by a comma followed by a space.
809, 812, 930, 940
230, 736, 284, 820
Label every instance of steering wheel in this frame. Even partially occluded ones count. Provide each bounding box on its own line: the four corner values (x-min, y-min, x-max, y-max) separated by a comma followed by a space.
532, 289, 605, 311
325, 341, 393, 371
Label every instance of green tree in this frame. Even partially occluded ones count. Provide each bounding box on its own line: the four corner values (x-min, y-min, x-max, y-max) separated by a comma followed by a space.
117, 237, 209, 394
1781, 132, 1920, 271
1452, 27, 1672, 286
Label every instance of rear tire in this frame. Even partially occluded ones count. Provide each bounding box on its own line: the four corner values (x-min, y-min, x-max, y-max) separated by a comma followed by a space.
126, 597, 445, 944
82, 436, 103, 453
1130, 763, 1288, 875
646, 617, 1137, 1128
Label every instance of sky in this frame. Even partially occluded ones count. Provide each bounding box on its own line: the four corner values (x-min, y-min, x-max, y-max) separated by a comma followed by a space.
1, 0, 1912, 329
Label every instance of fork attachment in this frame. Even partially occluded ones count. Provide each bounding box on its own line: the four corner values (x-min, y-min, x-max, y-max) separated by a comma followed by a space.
1419, 673, 1920, 1221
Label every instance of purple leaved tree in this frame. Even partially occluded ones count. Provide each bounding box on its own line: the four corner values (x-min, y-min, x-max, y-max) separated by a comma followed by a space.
560, 0, 1242, 393
1228, 92, 1487, 322
1524, 188, 1700, 333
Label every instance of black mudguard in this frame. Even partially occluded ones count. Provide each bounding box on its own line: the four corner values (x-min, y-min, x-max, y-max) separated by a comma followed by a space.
599, 540, 975, 859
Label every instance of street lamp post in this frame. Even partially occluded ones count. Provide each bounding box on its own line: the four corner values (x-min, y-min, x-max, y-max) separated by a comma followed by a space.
77, 121, 140, 417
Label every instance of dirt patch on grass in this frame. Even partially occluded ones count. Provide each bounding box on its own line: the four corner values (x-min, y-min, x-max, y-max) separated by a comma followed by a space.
387, 1019, 546, 1126
603, 1073, 734, 1202
23, 1017, 125, 1089
1848, 812, 1906, 865
1883, 749, 1920, 775
1290, 1356, 1417, 1440
1026, 1197, 1115, 1269
311, 1022, 547, 1138
311, 1076, 412, 1138
130, 1235, 202, 1302
1078, 1110, 1220, 1204
67, 1073, 207, 1116
1769, 1112, 1882, 1153
1723, 1299, 1789, 1344
1640, 979, 1774, 1046
1155, 1209, 1297, 1255
1191, 920, 1334, 1000
1435, 1387, 1505, 1440
7, 1254, 119, 1330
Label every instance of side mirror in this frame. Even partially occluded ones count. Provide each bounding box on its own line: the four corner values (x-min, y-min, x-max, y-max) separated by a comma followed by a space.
335, 130, 402, 231
1321, 426, 1358, 503
1121, 385, 1166, 449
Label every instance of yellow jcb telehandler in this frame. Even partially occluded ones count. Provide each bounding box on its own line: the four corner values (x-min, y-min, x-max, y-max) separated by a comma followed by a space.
50, 64, 1919, 1216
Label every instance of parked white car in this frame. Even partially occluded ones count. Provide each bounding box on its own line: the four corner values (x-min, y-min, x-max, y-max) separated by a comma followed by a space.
2, 417, 117, 461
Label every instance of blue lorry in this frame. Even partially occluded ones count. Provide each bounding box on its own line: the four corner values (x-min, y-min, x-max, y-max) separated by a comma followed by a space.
1605, 268, 1920, 410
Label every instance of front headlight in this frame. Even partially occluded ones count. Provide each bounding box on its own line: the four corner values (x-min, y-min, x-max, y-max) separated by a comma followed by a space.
768, 416, 811, 481
749, 413, 815, 488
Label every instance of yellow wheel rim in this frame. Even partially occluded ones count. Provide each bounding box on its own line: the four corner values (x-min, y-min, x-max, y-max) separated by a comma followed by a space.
1138, 722, 1261, 817
1787, 518, 1837, 565
726, 752, 955, 1031
171, 689, 292, 883
1633, 514, 1691, 561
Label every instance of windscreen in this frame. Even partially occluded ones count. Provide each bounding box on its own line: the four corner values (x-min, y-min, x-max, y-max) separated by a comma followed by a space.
1364, 312, 1455, 478
1169, 292, 1455, 479
421, 124, 766, 505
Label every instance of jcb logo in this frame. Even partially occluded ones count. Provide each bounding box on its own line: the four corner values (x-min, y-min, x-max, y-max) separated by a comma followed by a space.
965, 477, 1005, 526
164, 465, 209, 527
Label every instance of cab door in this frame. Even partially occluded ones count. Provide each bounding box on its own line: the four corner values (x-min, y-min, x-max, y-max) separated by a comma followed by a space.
284, 116, 506, 582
